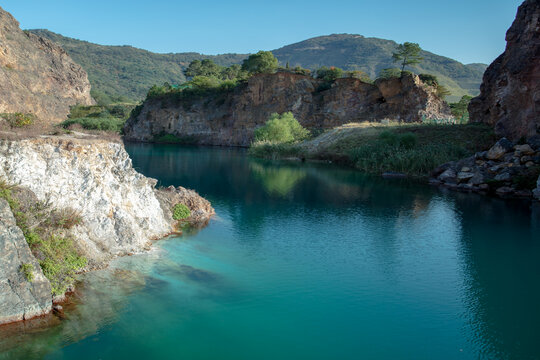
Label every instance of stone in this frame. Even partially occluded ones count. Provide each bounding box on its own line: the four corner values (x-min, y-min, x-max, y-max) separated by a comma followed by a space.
469, 172, 485, 186
0, 199, 52, 325
475, 151, 487, 160
496, 186, 515, 196
479, 184, 490, 191
486, 138, 514, 160
495, 172, 512, 181
515, 190, 532, 198
515, 144, 535, 155
0, 6, 94, 123
528, 135, 540, 151
457, 171, 475, 183
520, 156, 532, 163
439, 168, 457, 183
526, 161, 535, 167
461, 167, 471, 172
468, 0, 540, 141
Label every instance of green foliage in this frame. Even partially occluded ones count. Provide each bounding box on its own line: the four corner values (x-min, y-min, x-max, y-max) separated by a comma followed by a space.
349, 142, 467, 176
30, 30, 247, 101
449, 95, 473, 123
59, 117, 125, 132
20, 263, 34, 282
153, 133, 197, 144
345, 70, 372, 82
254, 112, 310, 143
436, 84, 451, 98
184, 59, 223, 78
316, 66, 344, 82
242, 51, 278, 74
0, 180, 87, 296
172, 203, 191, 220
248, 141, 303, 160
61, 104, 135, 133
39, 235, 87, 296
392, 42, 424, 72
0, 113, 35, 128
419, 74, 439, 87
377, 68, 402, 80
378, 131, 418, 149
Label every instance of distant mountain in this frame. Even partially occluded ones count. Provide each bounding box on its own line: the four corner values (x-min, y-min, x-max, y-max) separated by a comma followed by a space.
30, 29, 248, 102
273, 34, 487, 101
31, 30, 486, 103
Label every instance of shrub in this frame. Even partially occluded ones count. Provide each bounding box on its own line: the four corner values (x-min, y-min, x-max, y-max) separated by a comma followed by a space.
377, 68, 401, 80
20, 263, 34, 282
254, 112, 310, 143
316, 66, 344, 82
59, 117, 125, 132
418, 74, 439, 87
248, 140, 302, 159
242, 51, 278, 74
172, 203, 191, 220
0, 113, 35, 128
449, 95, 473, 123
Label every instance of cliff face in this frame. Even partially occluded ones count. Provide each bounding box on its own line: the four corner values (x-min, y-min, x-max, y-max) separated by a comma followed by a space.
0, 135, 214, 324
0, 6, 94, 123
469, 0, 540, 141
0, 199, 52, 324
124, 72, 451, 147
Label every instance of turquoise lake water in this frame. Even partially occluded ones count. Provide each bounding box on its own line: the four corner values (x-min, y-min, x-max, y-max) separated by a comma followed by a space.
1, 144, 539, 359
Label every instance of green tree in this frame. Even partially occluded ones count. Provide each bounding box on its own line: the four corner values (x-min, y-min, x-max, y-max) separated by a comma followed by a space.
450, 95, 473, 122
316, 66, 344, 82
242, 51, 278, 74
184, 59, 223, 78
392, 42, 424, 72
254, 112, 310, 143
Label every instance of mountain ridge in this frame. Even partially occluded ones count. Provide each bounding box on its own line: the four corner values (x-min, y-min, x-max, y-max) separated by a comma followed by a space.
30, 30, 487, 102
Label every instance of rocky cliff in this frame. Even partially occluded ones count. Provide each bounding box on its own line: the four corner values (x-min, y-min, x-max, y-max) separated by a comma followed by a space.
124, 72, 451, 147
469, 0, 540, 141
0, 135, 214, 324
0, 6, 94, 123
0, 199, 52, 324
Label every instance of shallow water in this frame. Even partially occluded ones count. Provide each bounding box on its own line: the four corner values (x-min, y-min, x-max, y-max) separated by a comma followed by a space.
1, 144, 539, 359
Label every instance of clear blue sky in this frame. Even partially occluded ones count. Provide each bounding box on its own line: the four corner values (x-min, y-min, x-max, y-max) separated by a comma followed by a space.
2, 0, 523, 65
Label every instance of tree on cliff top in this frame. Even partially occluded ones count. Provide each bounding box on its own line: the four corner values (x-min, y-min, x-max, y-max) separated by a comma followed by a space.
392, 42, 424, 72
242, 51, 278, 74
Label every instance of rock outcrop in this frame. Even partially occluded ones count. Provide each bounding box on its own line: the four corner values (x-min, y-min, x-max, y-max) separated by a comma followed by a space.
431, 137, 540, 199
0, 6, 94, 123
0, 199, 52, 324
0, 134, 214, 324
469, 0, 540, 141
0, 135, 214, 268
124, 72, 451, 147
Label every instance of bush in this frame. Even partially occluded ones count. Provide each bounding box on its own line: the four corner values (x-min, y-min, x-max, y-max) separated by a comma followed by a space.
254, 112, 310, 143
20, 263, 34, 282
418, 74, 439, 87
449, 95, 473, 123
248, 140, 302, 159
0, 113, 35, 128
59, 117, 125, 132
316, 66, 344, 82
377, 68, 402, 80
172, 203, 191, 220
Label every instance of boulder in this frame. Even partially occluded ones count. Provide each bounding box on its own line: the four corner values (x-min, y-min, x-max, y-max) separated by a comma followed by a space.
439, 168, 457, 183
486, 138, 514, 160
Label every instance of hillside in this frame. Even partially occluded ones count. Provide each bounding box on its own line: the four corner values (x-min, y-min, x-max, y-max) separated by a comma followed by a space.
31, 30, 486, 103
273, 34, 487, 101
0, 8, 93, 125
30, 29, 248, 102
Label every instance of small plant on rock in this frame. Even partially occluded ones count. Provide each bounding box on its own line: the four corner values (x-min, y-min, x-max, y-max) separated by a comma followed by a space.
172, 203, 191, 220
20, 263, 34, 282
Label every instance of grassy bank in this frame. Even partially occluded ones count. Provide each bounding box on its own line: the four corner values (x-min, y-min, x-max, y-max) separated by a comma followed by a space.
249, 122, 496, 177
